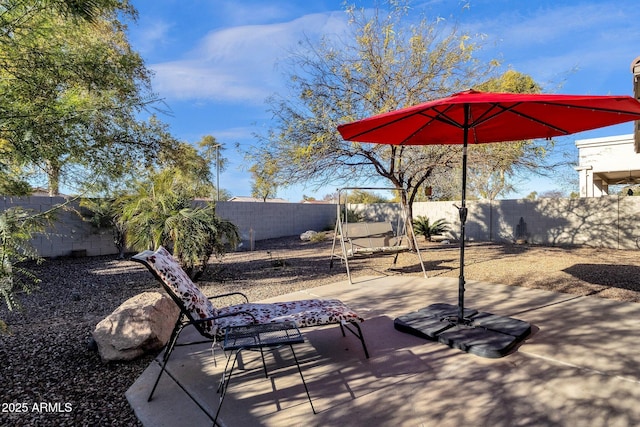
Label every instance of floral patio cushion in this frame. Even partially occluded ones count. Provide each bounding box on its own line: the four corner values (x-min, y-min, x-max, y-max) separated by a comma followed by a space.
216, 299, 364, 336
133, 247, 218, 336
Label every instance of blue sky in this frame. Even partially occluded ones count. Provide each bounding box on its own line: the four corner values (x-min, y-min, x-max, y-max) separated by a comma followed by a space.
126, 0, 640, 201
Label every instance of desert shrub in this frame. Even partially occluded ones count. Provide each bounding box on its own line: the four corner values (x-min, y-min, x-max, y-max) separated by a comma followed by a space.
309, 232, 326, 243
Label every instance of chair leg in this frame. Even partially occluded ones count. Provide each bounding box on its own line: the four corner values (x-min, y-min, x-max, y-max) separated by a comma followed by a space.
340, 321, 370, 359
148, 319, 185, 401
289, 344, 316, 414
214, 349, 242, 426
352, 322, 370, 359
216, 347, 237, 393
214, 346, 315, 426
259, 346, 269, 378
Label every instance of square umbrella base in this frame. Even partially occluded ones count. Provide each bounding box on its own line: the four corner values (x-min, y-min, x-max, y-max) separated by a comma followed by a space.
394, 303, 531, 358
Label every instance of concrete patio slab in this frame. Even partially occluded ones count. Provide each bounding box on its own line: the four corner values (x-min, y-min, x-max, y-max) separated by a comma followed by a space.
126, 275, 640, 426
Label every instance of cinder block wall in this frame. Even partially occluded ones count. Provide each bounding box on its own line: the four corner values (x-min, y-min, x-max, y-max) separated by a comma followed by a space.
2, 195, 639, 258
215, 201, 336, 247
0, 196, 116, 257
0, 196, 338, 258
358, 196, 640, 250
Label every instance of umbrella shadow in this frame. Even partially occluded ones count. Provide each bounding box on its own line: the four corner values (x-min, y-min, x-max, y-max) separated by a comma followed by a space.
562, 263, 640, 292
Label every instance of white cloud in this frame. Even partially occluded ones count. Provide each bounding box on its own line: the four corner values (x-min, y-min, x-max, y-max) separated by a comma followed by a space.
149, 11, 348, 103
132, 18, 173, 55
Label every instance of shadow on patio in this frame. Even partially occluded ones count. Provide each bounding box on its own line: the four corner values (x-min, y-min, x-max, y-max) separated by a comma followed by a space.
127, 275, 640, 427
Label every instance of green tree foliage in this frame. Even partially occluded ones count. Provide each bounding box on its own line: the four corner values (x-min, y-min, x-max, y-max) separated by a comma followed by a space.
79, 137, 233, 259
157, 140, 215, 198
0, 0, 106, 313
424, 70, 563, 200
0, 0, 176, 195
344, 209, 367, 223
249, 0, 501, 228
0, 171, 31, 196
413, 216, 450, 242
0, 138, 32, 194
117, 169, 239, 279
345, 189, 389, 204
250, 154, 279, 201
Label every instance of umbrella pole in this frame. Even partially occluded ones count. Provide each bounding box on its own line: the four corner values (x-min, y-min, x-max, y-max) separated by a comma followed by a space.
457, 105, 470, 322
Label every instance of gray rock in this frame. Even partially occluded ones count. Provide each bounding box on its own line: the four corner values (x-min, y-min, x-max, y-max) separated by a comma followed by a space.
92, 291, 179, 362
300, 230, 318, 241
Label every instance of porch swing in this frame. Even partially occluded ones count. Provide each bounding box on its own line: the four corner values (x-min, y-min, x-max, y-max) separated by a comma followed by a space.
329, 187, 427, 284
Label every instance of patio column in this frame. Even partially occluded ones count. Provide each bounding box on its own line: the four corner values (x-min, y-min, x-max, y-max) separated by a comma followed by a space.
593, 176, 609, 197
575, 165, 593, 197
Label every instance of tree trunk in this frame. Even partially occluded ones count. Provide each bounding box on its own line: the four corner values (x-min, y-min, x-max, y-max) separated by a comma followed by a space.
400, 186, 418, 250
45, 159, 61, 196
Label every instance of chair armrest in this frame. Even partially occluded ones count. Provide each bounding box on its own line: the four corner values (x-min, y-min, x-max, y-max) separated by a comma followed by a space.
213, 311, 257, 323
188, 311, 258, 326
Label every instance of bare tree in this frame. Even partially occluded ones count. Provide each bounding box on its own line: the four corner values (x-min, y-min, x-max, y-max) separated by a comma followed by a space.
249, 1, 549, 226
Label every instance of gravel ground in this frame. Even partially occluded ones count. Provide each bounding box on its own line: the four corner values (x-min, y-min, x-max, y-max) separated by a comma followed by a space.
2, 235, 640, 426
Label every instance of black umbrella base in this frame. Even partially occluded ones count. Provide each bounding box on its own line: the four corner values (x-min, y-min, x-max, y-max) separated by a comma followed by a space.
394, 303, 531, 358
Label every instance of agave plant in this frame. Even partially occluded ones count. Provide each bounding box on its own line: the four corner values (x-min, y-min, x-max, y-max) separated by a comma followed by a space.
413, 216, 450, 242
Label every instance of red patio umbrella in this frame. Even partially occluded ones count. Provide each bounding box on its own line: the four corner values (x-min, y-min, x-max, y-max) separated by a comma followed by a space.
338, 89, 640, 323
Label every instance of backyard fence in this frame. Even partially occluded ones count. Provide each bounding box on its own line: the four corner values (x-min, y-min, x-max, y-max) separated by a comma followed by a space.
2, 195, 639, 258
356, 196, 640, 250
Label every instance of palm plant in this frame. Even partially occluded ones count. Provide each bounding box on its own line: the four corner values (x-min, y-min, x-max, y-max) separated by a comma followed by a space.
413, 216, 450, 242
117, 170, 239, 279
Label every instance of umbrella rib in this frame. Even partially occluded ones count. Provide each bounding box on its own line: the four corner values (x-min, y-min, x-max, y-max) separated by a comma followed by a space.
490, 102, 570, 134
395, 105, 461, 145
417, 106, 461, 126
343, 115, 409, 141
489, 101, 640, 135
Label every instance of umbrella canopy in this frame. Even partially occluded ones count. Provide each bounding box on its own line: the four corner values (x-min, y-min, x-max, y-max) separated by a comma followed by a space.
338, 89, 640, 322
337, 89, 640, 145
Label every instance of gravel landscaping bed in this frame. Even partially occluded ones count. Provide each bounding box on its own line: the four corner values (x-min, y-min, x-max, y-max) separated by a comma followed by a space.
2, 235, 640, 426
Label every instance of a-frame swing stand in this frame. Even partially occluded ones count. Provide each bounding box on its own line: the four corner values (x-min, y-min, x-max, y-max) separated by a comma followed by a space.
329, 187, 427, 284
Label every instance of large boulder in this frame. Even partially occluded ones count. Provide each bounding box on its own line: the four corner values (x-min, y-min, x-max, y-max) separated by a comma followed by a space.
92, 291, 179, 362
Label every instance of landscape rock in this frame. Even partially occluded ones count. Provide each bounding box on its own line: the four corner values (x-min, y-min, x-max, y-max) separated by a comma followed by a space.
92, 291, 179, 362
300, 230, 318, 241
